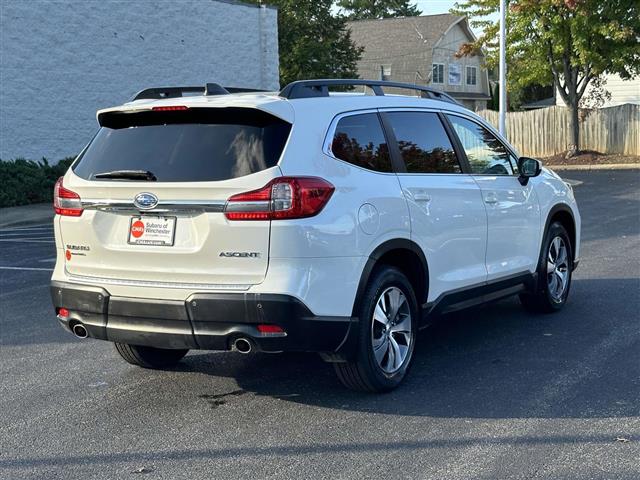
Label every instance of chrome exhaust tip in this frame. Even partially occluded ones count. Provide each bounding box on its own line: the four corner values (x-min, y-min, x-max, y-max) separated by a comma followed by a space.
233, 338, 252, 354
71, 323, 88, 339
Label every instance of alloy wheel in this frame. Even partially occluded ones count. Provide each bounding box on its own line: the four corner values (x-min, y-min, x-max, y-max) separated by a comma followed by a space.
547, 236, 569, 302
371, 286, 413, 374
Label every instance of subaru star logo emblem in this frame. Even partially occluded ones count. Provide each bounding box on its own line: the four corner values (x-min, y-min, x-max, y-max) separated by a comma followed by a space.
133, 192, 158, 210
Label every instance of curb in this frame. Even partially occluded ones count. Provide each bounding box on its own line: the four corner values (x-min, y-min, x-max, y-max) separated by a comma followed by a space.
546, 163, 640, 171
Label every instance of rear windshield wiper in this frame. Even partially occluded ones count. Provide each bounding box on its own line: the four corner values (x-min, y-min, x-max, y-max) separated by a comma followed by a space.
94, 170, 157, 181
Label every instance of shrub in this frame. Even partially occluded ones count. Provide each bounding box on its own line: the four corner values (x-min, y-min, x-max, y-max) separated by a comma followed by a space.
0, 157, 75, 208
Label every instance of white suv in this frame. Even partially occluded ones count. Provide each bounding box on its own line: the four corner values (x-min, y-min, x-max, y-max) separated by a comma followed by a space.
51, 80, 581, 392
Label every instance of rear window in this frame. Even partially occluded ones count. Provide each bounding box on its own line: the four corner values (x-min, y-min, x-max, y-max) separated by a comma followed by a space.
330, 113, 392, 173
73, 108, 291, 182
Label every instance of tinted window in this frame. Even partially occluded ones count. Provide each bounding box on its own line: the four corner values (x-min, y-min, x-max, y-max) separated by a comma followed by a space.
73, 108, 291, 182
386, 112, 461, 174
447, 115, 514, 175
331, 113, 392, 172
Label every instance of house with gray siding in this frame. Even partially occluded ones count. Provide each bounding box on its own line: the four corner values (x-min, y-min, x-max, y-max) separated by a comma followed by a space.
348, 14, 491, 111
0, 0, 279, 161
556, 73, 640, 108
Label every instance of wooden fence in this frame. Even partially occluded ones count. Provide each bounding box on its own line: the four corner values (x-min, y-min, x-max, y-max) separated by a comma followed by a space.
476, 104, 639, 157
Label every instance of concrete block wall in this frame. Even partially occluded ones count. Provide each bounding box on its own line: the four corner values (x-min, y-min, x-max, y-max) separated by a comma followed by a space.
0, 0, 279, 160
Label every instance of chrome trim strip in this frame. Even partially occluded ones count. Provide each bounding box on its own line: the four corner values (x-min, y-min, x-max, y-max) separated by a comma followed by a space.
81, 199, 226, 213
65, 271, 252, 291
224, 201, 271, 213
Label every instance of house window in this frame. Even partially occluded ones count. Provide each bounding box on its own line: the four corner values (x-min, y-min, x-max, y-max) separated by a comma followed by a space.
466, 66, 477, 86
448, 63, 461, 85
432, 63, 444, 84
381, 65, 391, 81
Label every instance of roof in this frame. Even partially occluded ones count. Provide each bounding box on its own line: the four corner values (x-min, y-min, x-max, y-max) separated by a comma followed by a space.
347, 14, 470, 83
96, 89, 475, 127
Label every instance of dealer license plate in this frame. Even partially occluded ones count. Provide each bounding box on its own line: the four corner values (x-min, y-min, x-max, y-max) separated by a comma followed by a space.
128, 216, 176, 246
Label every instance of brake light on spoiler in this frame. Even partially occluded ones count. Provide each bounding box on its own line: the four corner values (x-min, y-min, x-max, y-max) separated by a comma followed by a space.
151, 105, 189, 111
225, 177, 335, 221
54, 177, 83, 217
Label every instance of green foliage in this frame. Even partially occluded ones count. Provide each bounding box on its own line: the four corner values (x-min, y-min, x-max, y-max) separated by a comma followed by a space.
489, 82, 499, 110
337, 0, 421, 20
247, 0, 363, 86
509, 83, 554, 110
452, 0, 640, 151
0, 157, 75, 208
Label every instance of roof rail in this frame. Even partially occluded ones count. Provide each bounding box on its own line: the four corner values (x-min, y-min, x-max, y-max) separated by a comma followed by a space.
130, 83, 268, 101
279, 79, 460, 105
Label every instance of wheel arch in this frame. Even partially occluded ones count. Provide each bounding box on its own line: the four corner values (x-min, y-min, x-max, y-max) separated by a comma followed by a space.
352, 239, 429, 317
544, 204, 576, 261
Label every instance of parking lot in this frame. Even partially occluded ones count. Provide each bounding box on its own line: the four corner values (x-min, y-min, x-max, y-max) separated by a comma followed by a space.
1, 169, 638, 479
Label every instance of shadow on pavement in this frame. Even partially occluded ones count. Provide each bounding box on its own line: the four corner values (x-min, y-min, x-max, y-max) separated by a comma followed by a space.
0, 432, 628, 469
176, 277, 640, 420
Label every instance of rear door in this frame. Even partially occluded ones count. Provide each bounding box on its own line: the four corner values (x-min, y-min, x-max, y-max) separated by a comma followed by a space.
60, 107, 291, 287
380, 109, 488, 301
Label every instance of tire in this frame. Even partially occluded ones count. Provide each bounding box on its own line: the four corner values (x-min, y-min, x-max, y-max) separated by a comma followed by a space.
520, 221, 573, 313
334, 266, 418, 392
114, 343, 189, 369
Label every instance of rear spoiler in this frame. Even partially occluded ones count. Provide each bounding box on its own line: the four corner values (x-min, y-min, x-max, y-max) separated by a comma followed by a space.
130, 83, 268, 101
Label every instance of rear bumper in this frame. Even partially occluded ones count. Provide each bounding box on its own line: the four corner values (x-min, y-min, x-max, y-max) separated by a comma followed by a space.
50, 281, 357, 354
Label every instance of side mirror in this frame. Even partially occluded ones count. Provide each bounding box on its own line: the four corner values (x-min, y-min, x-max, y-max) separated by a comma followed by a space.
517, 157, 542, 186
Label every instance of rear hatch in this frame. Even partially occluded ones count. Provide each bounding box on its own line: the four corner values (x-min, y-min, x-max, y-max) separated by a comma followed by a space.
58, 106, 291, 288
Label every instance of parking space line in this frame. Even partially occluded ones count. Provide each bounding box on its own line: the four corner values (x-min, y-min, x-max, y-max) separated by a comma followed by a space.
1, 224, 53, 231
0, 266, 54, 271
0, 239, 55, 243
0, 232, 54, 237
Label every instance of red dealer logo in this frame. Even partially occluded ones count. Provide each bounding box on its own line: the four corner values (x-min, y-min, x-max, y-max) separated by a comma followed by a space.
131, 220, 145, 238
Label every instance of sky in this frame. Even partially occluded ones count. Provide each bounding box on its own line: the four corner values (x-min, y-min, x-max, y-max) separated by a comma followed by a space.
414, 0, 499, 35
414, 0, 458, 16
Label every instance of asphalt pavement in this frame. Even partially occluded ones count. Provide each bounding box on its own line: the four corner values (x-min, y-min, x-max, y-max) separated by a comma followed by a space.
1, 169, 639, 479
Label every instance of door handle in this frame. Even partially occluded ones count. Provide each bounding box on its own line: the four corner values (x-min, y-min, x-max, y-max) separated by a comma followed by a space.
413, 192, 432, 202
484, 192, 498, 204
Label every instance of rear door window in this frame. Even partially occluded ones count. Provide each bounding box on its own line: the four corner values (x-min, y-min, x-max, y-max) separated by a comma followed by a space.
385, 111, 461, 174
73, 108, 291, 182
330, 113, 392, 172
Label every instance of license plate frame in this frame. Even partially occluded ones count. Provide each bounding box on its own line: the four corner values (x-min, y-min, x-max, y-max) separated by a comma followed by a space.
128, 215, 177, 246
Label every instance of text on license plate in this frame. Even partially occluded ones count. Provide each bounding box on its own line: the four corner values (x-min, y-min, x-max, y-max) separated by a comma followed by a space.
128, 216, 176, 246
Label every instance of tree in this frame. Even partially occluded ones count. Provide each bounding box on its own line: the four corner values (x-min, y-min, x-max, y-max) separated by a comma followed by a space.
247, 0, 362, 87
452, 0, 640, 156
337, 0, 421, 20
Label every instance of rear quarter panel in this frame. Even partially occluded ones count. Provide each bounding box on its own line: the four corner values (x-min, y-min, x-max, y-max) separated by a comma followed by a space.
268, 104, 411, 316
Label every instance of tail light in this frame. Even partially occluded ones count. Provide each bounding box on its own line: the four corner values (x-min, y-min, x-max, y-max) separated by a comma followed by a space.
225, 177, 334, 221
53, 177, 83, 217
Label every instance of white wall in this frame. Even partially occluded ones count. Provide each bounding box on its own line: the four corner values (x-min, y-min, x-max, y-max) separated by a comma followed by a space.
556, 73, 640, 108
0, 0, 279, 160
